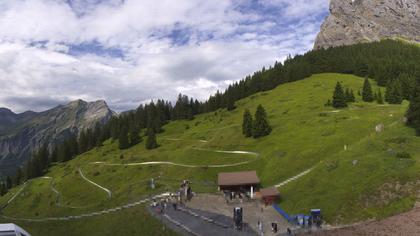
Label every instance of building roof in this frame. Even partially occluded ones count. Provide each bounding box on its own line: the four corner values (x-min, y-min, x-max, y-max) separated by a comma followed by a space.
218, 171, 260, 186
260, 187, 280, 197
0, 223, 31, 235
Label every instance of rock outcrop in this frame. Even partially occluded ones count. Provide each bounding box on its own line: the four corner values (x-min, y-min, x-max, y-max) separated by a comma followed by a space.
0, 100, 115, 176
314, 0, 420, 49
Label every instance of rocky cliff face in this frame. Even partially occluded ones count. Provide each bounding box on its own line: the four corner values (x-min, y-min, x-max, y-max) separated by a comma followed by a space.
0, 100, 115, 176
314, 0, 420, 49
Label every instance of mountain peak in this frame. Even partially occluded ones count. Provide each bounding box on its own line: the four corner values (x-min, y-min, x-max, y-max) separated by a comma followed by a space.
314, 0, 420, 49
66, 99, 88, 107
0, 107, 15, 115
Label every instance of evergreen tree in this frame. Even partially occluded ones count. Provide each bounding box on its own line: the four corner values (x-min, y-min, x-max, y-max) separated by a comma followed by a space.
399, 73, 416, 100
252, 105, 272, 138
58, 141, 71, 162
93, 123, 102, 147
145, 128, 158, 150
385, 79, 403, 104
129, 125, 141, 146
5, 176, 12, 189
25, 159, 34, 180
0, 182, 6, 196
362, 78, 374, 102
406, 80, 420, 136
226, 96, 235, 111
37, 144, 49, 172
118, 124, 130, 149
332, 82, 347, 108
79, 130, 88, 153
50, 147, 58, 163
242, 109, 253, 137
14, 168, 22, 186
377, 89, 384, 104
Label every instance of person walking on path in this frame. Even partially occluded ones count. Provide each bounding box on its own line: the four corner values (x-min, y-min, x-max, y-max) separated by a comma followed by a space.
257, 220, 264, 236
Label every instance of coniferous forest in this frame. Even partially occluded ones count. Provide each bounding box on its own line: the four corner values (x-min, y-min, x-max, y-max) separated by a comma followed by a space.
6, 40, 419, 194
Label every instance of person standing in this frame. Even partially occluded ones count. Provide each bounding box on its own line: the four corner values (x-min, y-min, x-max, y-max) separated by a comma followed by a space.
257, 220, 263, 235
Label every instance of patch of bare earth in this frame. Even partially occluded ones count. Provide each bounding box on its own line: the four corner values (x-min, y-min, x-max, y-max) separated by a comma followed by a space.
306, 206, 420, 236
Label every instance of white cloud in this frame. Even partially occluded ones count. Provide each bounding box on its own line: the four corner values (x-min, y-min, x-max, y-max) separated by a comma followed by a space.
0, 0, 329, 112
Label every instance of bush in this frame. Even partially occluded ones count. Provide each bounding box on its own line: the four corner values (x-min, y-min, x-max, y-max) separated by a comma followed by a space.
396, 152, 411, 159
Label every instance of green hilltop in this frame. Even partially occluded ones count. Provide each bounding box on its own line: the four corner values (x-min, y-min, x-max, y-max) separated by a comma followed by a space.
1, 73, 419, 235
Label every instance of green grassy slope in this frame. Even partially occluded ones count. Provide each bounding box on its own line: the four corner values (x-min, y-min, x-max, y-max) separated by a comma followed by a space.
1, 73, 419, 235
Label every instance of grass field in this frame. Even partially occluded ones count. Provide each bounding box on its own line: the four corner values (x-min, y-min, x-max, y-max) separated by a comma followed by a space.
1, 73, 419, 235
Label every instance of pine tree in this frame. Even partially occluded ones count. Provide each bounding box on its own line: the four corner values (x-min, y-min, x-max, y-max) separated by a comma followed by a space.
14, 168, 22, 186
58, 141, 72, 162
26, 159, 34, 180
227, 96, 235, 111
362, 78, 374, 102
6, 176, 12, 189
50, 147, 58, 163
0, 182, 6, 196
145, 128, 158, 150
332, 82, 347, 108
79, 130, 88, 153
252, 105, 272, 138
242, 109, 253, 137
385, 79, 403, 104
129, 125, 141, 146
406, 80, 420, 136
37, 144, 49, 172
93, 123, 102, 147
118, 124, 130, 149
377, 89, 384, 104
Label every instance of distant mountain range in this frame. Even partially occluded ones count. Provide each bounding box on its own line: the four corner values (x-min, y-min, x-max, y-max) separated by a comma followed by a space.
314, 0, 420, 49
0, 100, 115, 176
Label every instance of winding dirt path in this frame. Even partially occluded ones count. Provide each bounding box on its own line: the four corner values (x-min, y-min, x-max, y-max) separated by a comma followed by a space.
275, 166, 316, 188
89, 148, 259, 169
78, 168, 112, 199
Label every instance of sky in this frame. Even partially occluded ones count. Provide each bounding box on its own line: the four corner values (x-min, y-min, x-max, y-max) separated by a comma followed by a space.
0, 0, 329, 113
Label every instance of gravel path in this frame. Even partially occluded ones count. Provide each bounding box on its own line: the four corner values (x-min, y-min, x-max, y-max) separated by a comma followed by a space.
274, 166, 316, 188
78, 167, 112, 199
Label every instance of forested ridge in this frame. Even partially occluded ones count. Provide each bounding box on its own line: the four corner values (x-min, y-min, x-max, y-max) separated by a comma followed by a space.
4, 39, 420, 193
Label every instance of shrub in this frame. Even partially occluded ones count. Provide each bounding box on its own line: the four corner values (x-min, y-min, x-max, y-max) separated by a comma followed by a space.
396, 152, 411, 159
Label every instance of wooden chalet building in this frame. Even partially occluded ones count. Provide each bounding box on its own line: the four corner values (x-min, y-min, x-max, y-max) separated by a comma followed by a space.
217, 170, 260, 198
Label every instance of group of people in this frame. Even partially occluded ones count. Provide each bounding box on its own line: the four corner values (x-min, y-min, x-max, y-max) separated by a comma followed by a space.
150, 180, 194, 214
257, 220, 282, 235
151, 198, 168, 214
223, 190, 248, 203
179, 180, 193, 202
